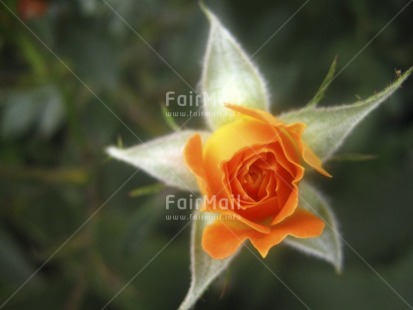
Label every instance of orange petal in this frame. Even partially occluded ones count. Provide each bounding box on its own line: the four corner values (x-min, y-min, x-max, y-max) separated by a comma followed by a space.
204, 119, 277, 198
184, 134, 206, 179
250, 208, 325, 257
302, 143, 332, 177
271, 183, 299, 225
202, 208, 324, 259
284, 121, 331, 177
183, 134, 209, 193
204, 119, 277, 164
276, 127, 305, 178
202, 198, 271, 234
278, 122, 306, 163
225, 103, 282, 126
233, 196, 278, 230
202, 219, 250, 259
226, 103, 330, 177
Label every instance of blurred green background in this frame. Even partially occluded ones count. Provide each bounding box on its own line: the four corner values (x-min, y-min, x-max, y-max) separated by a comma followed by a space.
1, 0, 412, 309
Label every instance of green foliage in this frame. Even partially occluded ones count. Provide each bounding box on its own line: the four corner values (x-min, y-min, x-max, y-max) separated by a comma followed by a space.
306, 57, 337, 108
280, 68, 412, 161
1, 85, 64, 138
179, 210, 237, 310
284, 183, 342, 272
107, 130, 210, 191
200, 4, 269, 129
1, 0, 412, 309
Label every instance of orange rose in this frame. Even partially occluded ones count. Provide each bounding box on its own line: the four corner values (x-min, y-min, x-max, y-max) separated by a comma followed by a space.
18, 0, 48, 20
184, 104, 331, 259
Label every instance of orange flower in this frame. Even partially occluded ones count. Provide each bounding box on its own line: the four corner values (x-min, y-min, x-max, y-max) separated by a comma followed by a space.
184, 104, 331, 259
18, 0, 48, 21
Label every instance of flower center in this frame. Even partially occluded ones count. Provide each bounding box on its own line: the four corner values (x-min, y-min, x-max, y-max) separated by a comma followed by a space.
241, 156, 273, 202
246, 167, 260, 184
